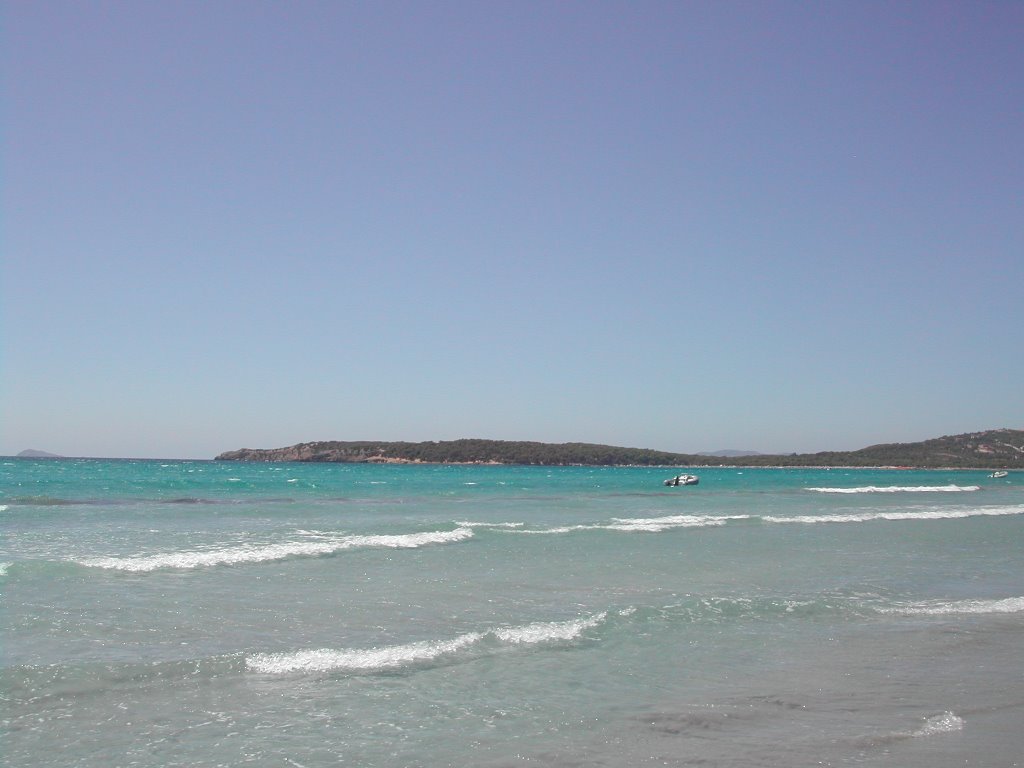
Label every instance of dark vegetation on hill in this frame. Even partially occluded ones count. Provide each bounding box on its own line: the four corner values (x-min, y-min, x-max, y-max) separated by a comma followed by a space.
216, 429, 1024, 468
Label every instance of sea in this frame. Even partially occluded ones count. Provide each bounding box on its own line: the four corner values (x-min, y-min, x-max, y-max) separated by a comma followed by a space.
2, 458, 1022, 767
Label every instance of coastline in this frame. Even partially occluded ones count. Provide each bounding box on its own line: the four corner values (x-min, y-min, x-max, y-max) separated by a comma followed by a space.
5, 454, 1016, 472
214, 458, 1017, 472
212, 430, 1024, 470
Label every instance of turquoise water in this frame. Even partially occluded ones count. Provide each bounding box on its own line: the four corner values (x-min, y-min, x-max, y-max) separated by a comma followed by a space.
2, 459, 1022, 766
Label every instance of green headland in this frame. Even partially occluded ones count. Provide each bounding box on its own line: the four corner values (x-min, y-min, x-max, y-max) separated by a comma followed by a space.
217, 429, 1024, 469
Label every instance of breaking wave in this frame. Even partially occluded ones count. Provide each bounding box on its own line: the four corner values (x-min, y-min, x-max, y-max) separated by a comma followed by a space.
913, 711, 964, 737
764, 504, 1024, 524
806, 485, 981, 494
885, 596, 1024, 616
492, 613, 606, 643
247, 612, 607, 674
78, 527, 474, 572
247, 634, 485, 674
506, 504, 1022, 534
605, 514, 750, 532
246, 588, 1016, 677
853, 711, 965, 750
516, 514, 747, 534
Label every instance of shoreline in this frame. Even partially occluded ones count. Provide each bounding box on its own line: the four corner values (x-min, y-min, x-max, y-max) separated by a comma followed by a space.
4, 454, 1016, 471
212, 430, 1024, 469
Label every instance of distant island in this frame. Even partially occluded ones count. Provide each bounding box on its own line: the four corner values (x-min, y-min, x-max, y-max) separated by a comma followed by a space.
217, 429, 1024, 469
16, 449, 63, 458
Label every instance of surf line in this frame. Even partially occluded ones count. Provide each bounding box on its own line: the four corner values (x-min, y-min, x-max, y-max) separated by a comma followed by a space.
764, 505, 1024, 524
78, 527, 474, 572
805, 485, 981, 494
498, 505, 1024, 535
247, 613, 608, 674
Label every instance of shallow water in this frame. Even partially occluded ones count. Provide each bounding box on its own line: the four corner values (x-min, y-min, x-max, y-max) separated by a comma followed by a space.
2, 460, 1022, 766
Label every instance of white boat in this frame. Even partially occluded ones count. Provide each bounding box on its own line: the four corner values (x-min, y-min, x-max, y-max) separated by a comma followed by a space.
989, 470, 1009, 478
664, 474, 699, 487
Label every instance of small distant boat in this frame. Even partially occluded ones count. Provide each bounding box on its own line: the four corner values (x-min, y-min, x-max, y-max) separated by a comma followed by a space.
664, 474, 699, 487
989, 470, 1009, 479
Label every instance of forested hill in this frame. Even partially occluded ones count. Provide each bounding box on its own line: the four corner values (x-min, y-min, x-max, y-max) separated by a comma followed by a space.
759, 429, 1024, 469
216, 430, 1024, 468
216, 439, 694, 466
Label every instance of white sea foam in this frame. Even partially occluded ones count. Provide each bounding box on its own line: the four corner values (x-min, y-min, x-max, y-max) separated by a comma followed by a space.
806, 485, 981, 494
606, 514, 748, 532
888, 596, 1024, 616
247, 612, 607, 674
516, 515, 745, 535
519, 525, 586, 534
492, 613, 607, 644
913, 711, 964, 737
0, 562, 11, 576
764, 504, 1024, 525
247, 633, 485, 674
79, 527, 474, 572
456, 521, 525, 528
0, 504, 8, 512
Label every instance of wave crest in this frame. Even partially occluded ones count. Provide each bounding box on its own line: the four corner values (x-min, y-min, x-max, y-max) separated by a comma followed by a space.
765, 505, 1024, 524
516, 515, 746, 535
914, 711, 964, 737
606, 514, 748, 532
806, 485, 980, 494
886, 596, 1024, 616
247, 613, 608, 674
247, 633, 485, 674
492, 613, 607, 643
78, 527, 474, 572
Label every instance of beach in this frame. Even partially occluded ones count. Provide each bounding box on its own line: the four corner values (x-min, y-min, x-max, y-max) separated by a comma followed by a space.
2, 459, 1022, 766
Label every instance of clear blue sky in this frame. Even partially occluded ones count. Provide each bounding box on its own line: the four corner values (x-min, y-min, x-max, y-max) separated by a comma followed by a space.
3, 1, 1021, 459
